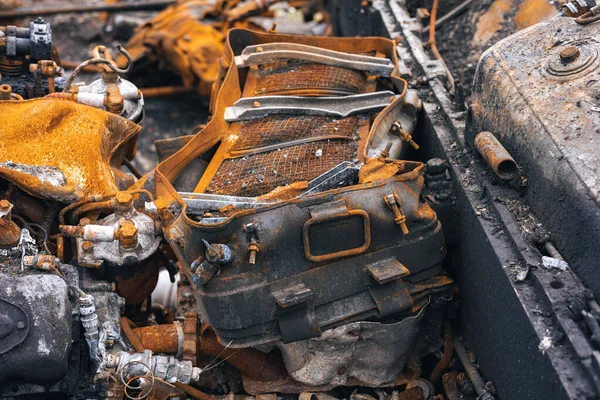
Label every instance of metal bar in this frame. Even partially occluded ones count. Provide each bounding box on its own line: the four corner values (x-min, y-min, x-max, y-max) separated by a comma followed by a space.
453, 337, 486, 396
235, 42, 395, 76
224, 91, 397, 122
179, 193, 276, 212
0, 1, 176, 19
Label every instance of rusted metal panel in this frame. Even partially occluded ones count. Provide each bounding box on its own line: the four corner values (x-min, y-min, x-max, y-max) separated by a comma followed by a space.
0, 99, 140, 202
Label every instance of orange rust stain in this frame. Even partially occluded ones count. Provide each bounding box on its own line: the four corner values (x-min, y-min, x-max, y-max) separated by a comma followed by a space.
0, 99, 141, 202
514, 0, 557, 30
472, 0, 514, 47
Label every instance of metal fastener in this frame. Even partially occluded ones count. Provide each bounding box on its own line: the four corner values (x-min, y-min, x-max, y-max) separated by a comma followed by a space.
560, 46, 580, 63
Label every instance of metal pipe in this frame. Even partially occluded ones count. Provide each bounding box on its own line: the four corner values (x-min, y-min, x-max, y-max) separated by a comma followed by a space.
0, 1, 176, 19
131, 324, 288, 382
453, 337, 485, 396
474, 131, 519, 180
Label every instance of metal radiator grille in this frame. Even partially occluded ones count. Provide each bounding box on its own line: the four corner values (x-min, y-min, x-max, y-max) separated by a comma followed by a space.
254, 61, 367, 95
206, 140, 357, 197
233, 115, 359, 150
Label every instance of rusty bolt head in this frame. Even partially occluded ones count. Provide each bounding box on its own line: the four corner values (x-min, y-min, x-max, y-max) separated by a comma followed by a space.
0, 199, 11, 212
106, 91, 124, 114
560, 46, 580, 63
115, 191, 134, 213
118, 220, 138, 249
207, 247, 218, 258
82, 241, 94, 252
79, 217, 92, 226
426, 158, 447, 174
253, 101, 261, 108
256, 46, 264, 52
106, 84, 119, 95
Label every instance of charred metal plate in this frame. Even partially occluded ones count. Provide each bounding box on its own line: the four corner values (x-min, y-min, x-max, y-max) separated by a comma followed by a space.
366, 258, 410, 284
0, 298, 28, 355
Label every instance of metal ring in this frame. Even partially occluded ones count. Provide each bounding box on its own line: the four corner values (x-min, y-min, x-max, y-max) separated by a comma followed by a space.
174, 320, 184, 358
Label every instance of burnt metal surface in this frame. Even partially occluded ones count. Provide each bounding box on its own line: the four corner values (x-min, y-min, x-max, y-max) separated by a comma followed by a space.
0, 273, 72, 385
379, 0, 600, 398
469, 15, 600, 301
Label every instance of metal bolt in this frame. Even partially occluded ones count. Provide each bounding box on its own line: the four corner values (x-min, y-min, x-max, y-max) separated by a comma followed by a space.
207, 247, 218, 258
0, 199, 10, 211
82, 241, 94, 252
426, 158, 447, 174
17, 321, 25, 330
560, 46, 580, 63
115, 191, 134, 213
252, 101, 261, 108
256, 46, 264, 52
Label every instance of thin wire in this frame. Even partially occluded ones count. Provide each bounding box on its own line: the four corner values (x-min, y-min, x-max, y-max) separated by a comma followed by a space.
27, 223, 51, 254
199, 340, 234, 372
200, 342, 244, 374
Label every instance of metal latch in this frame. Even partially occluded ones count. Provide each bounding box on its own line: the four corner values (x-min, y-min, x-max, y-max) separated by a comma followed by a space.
367, 258, 413, 317
383, 192, 409, 234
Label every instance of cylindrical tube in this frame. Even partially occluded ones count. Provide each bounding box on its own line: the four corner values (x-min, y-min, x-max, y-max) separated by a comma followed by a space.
0, 84, 12, 100
474, 131, 519, 180
133, 324, 181, 355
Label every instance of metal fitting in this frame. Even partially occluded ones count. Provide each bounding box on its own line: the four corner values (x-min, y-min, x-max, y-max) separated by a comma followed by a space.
117, 220, 138, 249
391, 120, 419, 150
384, 193, 409, 234
243, 222, 260, 265
560, 46, 580, 63
0, 84, 11, 100
114, 191, 134, 214
23, 254, 60, 270
108, 349, 202, 385
104, 84, 124, 114
474, 131, 519, 180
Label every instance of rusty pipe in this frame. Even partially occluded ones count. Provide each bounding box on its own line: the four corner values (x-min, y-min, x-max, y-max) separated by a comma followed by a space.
132, 324, 287, 382
0, 84, 11, 100
474, 131, 519, 180
429, 322, 453, 383
133, 324, 181, 355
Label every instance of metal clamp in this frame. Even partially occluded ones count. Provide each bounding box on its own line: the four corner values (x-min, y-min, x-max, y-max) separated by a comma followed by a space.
303, 200, 371, 262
